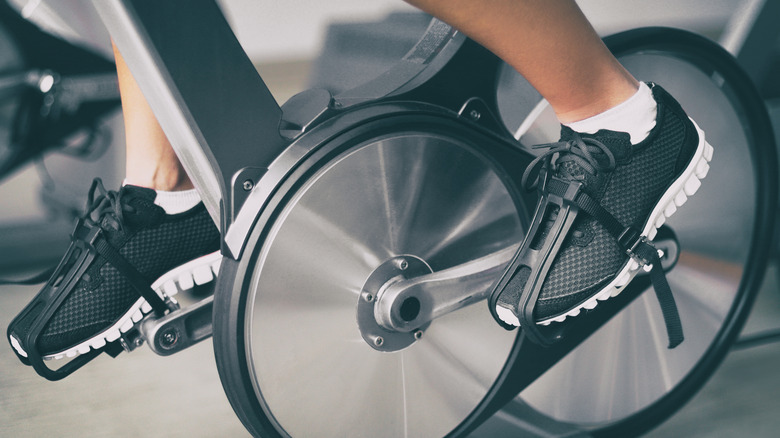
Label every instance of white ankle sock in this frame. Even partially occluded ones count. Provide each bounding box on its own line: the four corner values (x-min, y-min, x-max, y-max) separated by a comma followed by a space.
153, 188, 201, 214
123, 179, 201, 214
565, 82, 657, 145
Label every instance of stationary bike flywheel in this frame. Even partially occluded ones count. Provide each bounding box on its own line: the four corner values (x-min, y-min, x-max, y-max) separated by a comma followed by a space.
215, 111, 532, 437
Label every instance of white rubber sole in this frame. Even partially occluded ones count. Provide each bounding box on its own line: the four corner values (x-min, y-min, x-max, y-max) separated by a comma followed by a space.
9, 251, 222, 361
497, 119, 713, 327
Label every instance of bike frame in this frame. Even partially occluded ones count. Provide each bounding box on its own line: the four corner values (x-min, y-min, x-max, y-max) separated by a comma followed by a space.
90, 1, 778, 436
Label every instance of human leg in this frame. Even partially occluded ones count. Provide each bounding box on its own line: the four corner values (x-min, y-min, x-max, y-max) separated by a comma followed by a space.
8, 46, 220, 369
114, 42, 193, 192
407, 0, 711, 346
405, 0, 638, 123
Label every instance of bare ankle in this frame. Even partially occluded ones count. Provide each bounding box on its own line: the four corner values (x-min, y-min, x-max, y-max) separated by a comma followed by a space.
554, 77, 640, 125
125, 170, 193, 191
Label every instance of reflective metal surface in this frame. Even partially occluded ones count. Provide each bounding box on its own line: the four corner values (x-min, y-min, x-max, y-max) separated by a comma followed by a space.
375, 245, 517, 332
358, 255, 433, 352
93, 0, 223, 226
245, 133, 523, 437
519, 52, 758, 426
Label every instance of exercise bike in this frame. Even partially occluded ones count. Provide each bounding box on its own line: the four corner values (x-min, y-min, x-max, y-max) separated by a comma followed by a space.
32, 1, 776, 436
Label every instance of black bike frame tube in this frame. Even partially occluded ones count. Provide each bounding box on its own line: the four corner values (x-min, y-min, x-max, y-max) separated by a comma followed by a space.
92, 0, 290, 257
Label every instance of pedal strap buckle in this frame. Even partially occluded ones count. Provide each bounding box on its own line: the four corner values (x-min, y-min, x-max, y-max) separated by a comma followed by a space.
618, 227, 655, 267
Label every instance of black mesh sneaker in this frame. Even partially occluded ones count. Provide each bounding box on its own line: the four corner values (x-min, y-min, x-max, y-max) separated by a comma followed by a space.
489, 83, 713, 348
7, 178, 221, 366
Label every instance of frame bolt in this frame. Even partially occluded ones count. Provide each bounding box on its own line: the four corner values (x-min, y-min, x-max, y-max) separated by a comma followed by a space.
243, 179, 254, 191
159, 328, 179, 349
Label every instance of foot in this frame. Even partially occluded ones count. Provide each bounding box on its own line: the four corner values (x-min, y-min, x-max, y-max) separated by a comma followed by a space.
491, 84, 712, 341
8, 179, 221, 363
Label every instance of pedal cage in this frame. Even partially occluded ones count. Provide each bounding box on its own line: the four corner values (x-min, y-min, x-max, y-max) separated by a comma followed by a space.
489, 172, 585, 347
7, 219, 167, 381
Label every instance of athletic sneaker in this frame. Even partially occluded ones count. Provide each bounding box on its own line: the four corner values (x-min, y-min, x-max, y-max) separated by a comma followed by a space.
8, 179, 221, 364
490, 84, 712, 347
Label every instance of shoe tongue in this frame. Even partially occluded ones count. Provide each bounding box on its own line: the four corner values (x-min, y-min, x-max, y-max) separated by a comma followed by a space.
116, 184, 165, 227
559, 126, 632, 161
119, 184, 157, 201
555, 126, 632, 195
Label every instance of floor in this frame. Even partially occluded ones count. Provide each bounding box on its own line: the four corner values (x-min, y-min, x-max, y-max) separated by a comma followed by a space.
1, 264, 779, 438
646, 267, 780, 438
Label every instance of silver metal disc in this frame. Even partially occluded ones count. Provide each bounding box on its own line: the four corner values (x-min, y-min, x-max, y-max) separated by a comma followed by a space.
245, 132, 524, 437
518, 52, 758, 426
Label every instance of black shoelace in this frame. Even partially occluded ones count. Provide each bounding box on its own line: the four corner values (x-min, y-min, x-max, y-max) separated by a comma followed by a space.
83, 178, 135, 232
521, 134, 616, 190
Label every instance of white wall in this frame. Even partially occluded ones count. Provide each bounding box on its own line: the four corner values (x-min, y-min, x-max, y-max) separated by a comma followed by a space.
10, 0, 743, 64
221, 0, 740, 63
219, 0, 417, 62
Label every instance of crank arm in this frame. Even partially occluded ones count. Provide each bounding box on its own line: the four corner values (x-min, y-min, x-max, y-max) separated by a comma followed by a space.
374, 225, 679, 333
138, 295, 214, 356
374, 245, 517, 332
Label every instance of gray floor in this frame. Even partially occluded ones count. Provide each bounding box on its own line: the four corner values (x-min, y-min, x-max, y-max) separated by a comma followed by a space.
0, 281, 248, 438
647, 266, 780, 438
1, 265, 779, 437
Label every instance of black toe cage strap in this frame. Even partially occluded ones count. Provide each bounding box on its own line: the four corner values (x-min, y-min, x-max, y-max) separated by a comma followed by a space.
643, 248, 684, 348
92, 238, 171, 315
552, 185, 684, 348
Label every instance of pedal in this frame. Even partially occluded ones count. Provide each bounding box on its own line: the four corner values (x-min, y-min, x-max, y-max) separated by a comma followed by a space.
138, 295, 214, 356
118, 328, 145, 353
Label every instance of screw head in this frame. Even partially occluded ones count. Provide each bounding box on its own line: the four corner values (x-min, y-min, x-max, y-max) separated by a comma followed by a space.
398, 259, 409, 271
159, 328, 179, 349
242, 179, 254, 191
363, 293, 374, 303
413, 330, 424, 340
469, 109, 481, 121
373, 336, 384, 347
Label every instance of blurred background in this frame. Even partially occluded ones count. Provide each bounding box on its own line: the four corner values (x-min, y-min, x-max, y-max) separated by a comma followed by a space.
1, 0, 779, 436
